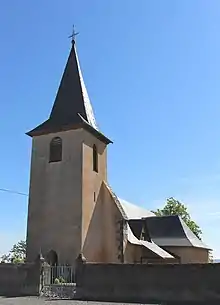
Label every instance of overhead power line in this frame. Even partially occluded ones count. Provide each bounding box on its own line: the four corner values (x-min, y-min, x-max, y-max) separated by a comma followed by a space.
0, 188, 28, 197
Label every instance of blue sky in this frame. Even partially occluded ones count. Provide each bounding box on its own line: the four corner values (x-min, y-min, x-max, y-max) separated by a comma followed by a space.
0, 0, 220, 258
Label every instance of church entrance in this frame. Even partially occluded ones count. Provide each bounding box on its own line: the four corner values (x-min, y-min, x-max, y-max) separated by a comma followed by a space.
41, 262, 76, 299
45, 250, 59, 285
46, 250, 58, 266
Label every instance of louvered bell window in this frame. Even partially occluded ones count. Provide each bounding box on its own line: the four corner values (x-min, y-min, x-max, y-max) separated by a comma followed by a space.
49, 137, 62, 163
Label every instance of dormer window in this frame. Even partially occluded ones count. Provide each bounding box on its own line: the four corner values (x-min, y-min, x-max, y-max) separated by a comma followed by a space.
49, 137, 62, 163
93, 144, 98, 172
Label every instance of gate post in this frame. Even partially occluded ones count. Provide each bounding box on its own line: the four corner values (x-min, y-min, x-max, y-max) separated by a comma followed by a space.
39, 254, 45, 293
40, 259, 50, 293
75, 252, 86, 299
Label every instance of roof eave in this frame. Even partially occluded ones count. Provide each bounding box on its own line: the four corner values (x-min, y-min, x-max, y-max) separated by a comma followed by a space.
82, 121, 113, 145
77, 113, 113, 144
26, 120, 113, 145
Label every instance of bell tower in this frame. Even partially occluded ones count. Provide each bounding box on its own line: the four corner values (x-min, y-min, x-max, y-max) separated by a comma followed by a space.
26, 34, 112, 264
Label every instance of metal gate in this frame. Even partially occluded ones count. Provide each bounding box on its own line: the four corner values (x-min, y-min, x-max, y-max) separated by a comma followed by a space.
41, 265, 77, 299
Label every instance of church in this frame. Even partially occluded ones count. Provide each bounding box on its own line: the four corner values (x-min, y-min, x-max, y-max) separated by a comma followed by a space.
25, 35, 209, 266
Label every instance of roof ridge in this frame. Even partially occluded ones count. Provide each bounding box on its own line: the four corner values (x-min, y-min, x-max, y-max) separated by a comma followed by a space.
103, 181, 128, 220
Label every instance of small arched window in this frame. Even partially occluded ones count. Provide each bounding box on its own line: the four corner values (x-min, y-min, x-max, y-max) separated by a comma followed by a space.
49, 137, 62, 163
93, 144, 98, 172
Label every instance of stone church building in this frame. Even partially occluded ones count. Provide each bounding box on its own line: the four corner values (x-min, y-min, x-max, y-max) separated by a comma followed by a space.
26, 36, 209, 266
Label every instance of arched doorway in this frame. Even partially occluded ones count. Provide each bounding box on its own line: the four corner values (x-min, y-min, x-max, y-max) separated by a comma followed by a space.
46, 250, 58, 284
46, 250, 58, 266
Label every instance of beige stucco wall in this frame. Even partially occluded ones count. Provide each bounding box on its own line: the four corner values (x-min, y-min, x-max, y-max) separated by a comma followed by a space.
164, 246, 209, 263
81, 130, 107, 247
27, 125, 207, 266
83, 182, 124, 263
101, 183, 123, 263
124, 243, 143, 263
26, 127, 110, 265
82, 189, 105, 262
26, 129, 84, 264
124, 241, 177, 264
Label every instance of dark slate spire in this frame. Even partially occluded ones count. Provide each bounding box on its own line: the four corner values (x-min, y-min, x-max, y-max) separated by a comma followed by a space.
27, 35, 112, 145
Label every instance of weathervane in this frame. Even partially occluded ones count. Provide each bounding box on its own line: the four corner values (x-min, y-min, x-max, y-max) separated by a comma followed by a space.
68, 25, 79, 43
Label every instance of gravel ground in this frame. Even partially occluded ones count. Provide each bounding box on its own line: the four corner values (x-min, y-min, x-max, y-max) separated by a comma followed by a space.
0, 298, 155, 305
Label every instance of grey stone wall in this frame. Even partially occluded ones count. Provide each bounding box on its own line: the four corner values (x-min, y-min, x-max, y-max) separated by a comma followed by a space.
1, 260, 220, 303
0, 262, 41, 296
76, 262, 220, 303
41, 284, 76, 299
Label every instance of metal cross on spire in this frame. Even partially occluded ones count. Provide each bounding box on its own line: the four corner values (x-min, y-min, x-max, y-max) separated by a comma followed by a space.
68, 25, 79, 43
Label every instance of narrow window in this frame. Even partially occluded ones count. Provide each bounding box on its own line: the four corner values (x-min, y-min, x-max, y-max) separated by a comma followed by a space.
49, 137, 62, 163
93, 144, 98, 172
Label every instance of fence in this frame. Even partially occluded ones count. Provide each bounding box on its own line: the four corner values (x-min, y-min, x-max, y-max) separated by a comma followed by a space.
43, 265, 76, 285
41, 265, 76, 299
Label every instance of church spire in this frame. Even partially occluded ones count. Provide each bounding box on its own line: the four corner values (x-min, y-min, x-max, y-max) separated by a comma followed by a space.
48, 35, 98, 130
27, 31, 112, 144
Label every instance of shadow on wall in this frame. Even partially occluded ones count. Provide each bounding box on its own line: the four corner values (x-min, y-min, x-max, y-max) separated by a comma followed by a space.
75, 262, 220, 304
82, 187, 105, 262
1, 257, 220, 303
0, 262, 41, 297
82, 182, 123, 263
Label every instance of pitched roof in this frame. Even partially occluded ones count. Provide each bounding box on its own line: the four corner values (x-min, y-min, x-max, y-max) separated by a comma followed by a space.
27, 41, 112, 144
118, 198, 155, 219
127, 224, 174, 259
104, 183, 208, 255
145, 215, 209, 249
48, 41, 98, 130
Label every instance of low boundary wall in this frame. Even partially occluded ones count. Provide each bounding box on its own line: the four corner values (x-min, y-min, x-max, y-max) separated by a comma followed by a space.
1, 260, 220, 303
76, 262, 220, 303
0, 262, 41, 296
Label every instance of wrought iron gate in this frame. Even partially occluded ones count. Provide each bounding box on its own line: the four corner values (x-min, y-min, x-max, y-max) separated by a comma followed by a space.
41, 265, 77, 299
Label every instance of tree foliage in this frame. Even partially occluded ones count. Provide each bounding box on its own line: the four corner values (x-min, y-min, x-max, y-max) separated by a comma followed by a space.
1, 240, 26, 263
152, 197, 202, 239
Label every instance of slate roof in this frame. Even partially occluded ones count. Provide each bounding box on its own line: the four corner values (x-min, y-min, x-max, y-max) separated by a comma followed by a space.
127, 224, 174, 259
27, 41, 112, 144
144, 215, 209, 249
117, 197, 208, 249
104, 183, 208, 257
103, 186, 173, 258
